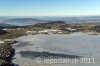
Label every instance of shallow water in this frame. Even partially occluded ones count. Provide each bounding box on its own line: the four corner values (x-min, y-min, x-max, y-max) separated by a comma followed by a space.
13, 32, 100, 66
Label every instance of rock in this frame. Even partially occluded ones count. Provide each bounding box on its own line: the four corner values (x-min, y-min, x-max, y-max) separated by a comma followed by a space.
0, 43, 15, 66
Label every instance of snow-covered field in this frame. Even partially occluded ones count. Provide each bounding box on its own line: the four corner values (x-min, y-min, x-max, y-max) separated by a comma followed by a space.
13, 32, 100, 66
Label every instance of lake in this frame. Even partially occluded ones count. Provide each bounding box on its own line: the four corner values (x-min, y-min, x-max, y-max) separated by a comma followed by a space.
13, 32, 100, 66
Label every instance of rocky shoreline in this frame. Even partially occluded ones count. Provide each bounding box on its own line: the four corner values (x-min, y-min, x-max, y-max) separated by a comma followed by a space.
0, 40, 17, 66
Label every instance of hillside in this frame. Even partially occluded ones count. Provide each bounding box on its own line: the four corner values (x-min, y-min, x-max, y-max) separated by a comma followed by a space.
0, 23, 19, 29
1, 18, 49, 26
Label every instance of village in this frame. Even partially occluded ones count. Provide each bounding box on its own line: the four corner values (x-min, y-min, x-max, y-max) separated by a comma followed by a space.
25, 28, 76, 35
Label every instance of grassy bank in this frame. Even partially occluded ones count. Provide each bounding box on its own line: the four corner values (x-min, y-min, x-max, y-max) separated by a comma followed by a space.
0, 30, 26, 40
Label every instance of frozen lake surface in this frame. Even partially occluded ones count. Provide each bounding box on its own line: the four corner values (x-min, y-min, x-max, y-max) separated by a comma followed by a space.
13, 32, 100, 66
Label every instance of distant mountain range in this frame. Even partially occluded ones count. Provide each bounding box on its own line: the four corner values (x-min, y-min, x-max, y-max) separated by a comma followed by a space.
0, 16, 100, 26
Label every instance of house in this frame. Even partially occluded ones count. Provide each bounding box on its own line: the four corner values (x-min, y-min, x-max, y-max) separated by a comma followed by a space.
26, 31, 37, 35
16, 28, 25, 30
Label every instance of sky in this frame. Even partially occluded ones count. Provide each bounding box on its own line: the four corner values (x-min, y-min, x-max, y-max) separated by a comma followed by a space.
0, 0, 100, 16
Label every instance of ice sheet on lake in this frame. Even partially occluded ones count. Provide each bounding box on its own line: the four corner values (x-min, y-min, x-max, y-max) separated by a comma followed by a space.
13, 32, 100, 66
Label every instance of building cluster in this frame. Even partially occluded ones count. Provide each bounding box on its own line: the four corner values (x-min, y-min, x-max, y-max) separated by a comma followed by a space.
2, 28, 25, 30
26, 29, 63, 35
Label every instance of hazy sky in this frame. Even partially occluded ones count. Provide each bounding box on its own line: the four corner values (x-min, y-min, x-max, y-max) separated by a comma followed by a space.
0, 0, 100, 16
